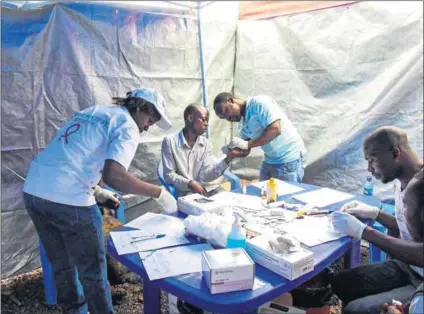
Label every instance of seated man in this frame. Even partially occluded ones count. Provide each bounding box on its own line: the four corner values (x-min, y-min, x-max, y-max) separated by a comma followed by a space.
161, 104, 249, 197
330, 126, 423, 314
380, 170, 424, 314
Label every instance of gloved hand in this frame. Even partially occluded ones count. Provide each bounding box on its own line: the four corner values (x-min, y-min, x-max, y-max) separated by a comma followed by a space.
228, 137, 249, 150
340, 201, 380, 220
155, 188, 178, 215
93, 186, 120, 209
330, 211, 366, 239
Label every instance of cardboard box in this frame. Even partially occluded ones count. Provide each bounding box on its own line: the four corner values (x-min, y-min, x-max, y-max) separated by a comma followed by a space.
202, 248, 255, 294
177, 193, 229, 216
246, 234, 314, 280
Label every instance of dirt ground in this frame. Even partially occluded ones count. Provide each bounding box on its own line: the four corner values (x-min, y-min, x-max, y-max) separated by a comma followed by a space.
1, 246, 371, 314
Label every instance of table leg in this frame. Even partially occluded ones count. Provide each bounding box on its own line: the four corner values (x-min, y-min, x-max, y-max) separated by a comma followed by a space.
143, 278, 161, 314
344, 239, 361, 269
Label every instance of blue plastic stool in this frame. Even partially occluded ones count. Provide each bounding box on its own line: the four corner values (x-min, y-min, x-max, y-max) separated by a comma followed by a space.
369, 201, 395, 264
40, 191, 127, 305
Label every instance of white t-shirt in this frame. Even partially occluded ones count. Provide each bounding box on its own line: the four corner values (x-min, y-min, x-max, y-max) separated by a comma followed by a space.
23, 105, 140, 206
394, 179, 424, 278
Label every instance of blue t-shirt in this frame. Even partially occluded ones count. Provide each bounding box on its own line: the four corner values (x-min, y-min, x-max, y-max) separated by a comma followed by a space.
239, 95, 306, 164
23, 105, 140, 206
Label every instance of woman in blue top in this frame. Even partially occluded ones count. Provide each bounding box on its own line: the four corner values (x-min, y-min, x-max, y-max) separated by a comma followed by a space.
23, 88, 177, 314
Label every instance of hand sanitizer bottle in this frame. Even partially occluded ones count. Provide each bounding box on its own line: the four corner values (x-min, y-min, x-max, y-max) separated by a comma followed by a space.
363, 176, 374, 196
226, 213, 246, 249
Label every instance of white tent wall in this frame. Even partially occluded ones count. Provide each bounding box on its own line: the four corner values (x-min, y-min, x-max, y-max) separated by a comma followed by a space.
234, 1, 423, 196
1, 1, 238, 279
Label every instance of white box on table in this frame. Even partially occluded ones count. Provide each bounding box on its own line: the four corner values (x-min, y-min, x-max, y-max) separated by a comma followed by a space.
202, 248, 255, 294
246, 234, 314, 281
177, 193, 229, 216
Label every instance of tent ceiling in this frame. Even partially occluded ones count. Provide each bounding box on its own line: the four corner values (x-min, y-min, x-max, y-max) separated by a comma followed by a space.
1, 0, 214, 11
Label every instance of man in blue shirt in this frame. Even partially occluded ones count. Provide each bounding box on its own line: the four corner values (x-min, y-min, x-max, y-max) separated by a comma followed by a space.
213, 92, 307, 182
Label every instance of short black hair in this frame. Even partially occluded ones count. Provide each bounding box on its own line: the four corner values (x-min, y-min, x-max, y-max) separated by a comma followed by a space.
183, 103, 203, 122
112, 94, 161, 120
213, 92, 233, 115
364, 126, 410, 154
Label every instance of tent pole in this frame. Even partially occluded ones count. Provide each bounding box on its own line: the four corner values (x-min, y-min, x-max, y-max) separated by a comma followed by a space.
196, 1, 209, 138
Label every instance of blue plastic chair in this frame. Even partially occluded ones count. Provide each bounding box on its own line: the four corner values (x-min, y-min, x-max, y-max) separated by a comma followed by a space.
40, 188, 127, 305
157, 158, 242, 198
369, 198, 395, 264
157, 160, 178, 199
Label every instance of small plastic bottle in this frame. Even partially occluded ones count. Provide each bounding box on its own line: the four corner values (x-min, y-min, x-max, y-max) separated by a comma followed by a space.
241, 179, 247, 194
267, 177, 277, 203
363, 176, 374, 196
261, 187, 266, 198
226, 213, 246, 249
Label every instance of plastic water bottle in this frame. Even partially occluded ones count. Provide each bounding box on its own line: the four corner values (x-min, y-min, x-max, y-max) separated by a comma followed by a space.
363, 176, 374, 196
226, 213, 246, 249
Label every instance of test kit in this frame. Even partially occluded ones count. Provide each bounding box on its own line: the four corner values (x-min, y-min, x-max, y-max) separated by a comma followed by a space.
178, 193, 229, 216
202, 248, 255, 294
246, 234, 314, 280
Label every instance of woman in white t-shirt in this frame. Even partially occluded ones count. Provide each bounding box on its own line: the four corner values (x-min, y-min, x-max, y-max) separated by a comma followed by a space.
23, 88, 177, 314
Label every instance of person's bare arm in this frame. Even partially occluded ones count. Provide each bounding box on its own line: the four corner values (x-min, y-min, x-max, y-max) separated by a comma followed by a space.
103, 159, 161, 198
375, 210, 400, 235
362, 226, 424, 267
248, 120, 281, 149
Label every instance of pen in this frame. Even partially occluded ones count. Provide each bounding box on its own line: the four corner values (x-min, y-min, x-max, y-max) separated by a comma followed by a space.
297, 209, 330, 216
130, 234, 166, 244
306, 210, 330, 216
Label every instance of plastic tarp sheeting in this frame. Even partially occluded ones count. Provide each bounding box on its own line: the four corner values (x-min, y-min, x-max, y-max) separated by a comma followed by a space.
1, 1, 238, 278
239, 1, 357, 20
234, 1, 423, 197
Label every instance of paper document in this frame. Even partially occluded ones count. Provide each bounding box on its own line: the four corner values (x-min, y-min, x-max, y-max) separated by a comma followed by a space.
110, 230, 190, 255
125, 212, 186, 237
293, 188, 354, 208
139, 243, 213, 281
283, 215, 345, 247
210, 191, 266, 211
251, 179, 304, 196
253, 276, 267, 290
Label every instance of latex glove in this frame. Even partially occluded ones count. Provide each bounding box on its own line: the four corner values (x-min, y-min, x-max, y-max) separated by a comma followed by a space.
155, 188, 178, 215
331, 211, 366, 239
93, 186, 120, 208
227, 148, 251, 159
228, 137, 249, 150
340, 201, 380, 220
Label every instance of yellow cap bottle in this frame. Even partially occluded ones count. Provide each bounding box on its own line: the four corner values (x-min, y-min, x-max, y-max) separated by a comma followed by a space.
267, 177, 277, 203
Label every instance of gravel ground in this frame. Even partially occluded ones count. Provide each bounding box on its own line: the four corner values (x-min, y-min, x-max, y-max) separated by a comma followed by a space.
1, 246, 371, 314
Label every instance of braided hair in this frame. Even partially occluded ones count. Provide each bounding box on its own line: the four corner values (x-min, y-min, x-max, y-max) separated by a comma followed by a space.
112, 92, 161, 121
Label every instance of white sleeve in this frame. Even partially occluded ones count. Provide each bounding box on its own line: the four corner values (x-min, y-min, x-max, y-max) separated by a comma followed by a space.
106, 124, 140, 170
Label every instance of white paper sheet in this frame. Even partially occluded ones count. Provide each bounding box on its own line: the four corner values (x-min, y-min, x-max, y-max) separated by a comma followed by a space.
283, 215, 345, 247
210, 191, 266, 211
251, 179, 304, 196
110, 230, 190, 255
125, 212, 186, 237
139, 244, 213, 281
293, 188, 354, 208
